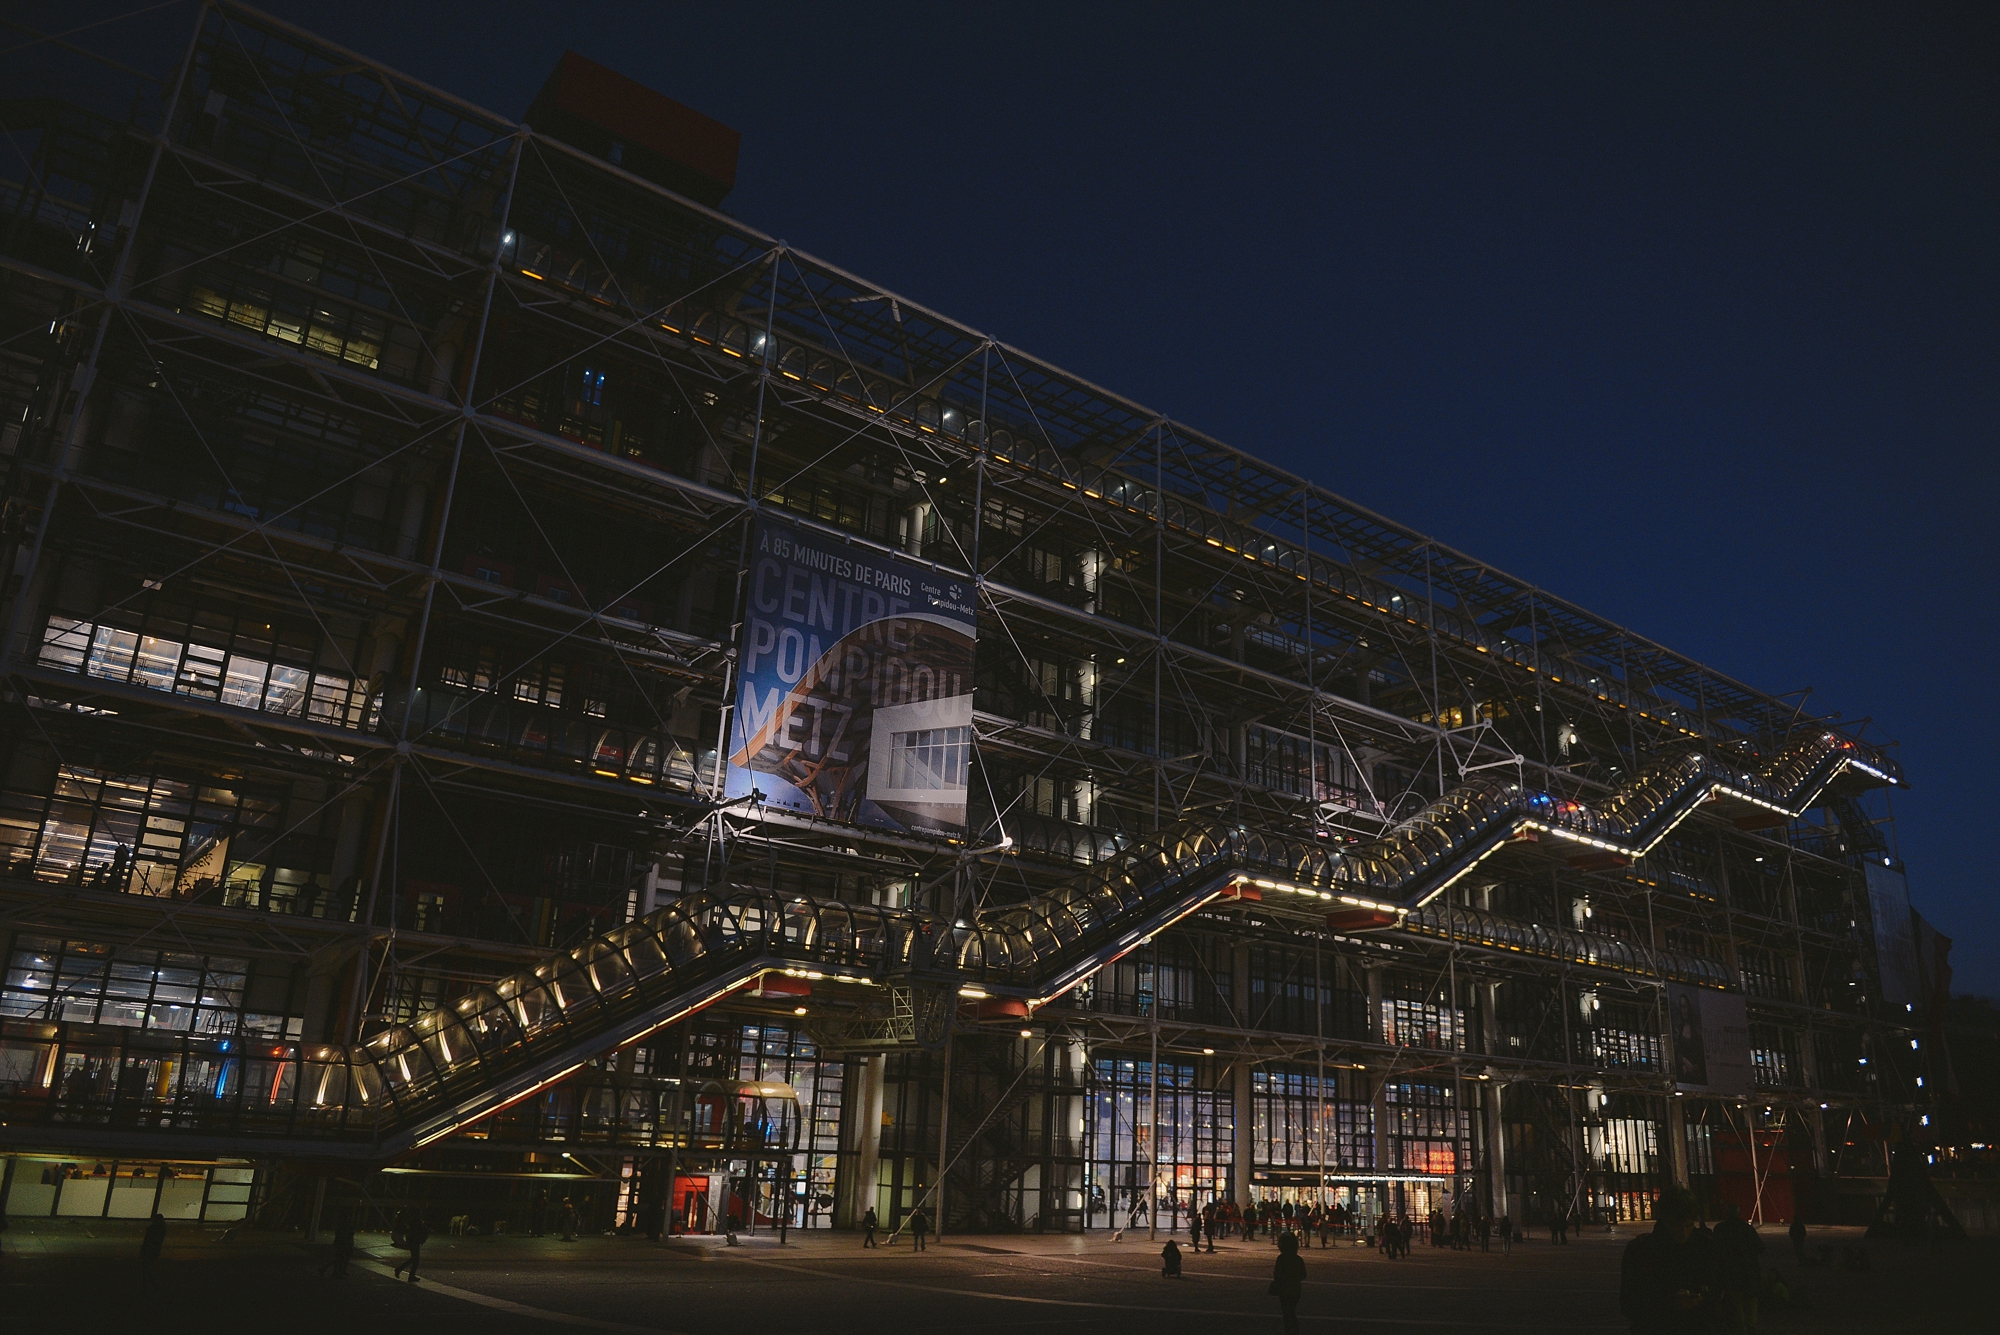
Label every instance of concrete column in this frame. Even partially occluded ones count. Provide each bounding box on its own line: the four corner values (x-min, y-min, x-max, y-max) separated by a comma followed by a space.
1481, 981, 1508, 1220
1232, 941, 1255, 1207
1233, 1056, 1255, 1208
1666, 1095, 1690, 1188
1366, 967, 1385, 1042
1367, 967, 1391, 1175
838, 1054, 886, 1229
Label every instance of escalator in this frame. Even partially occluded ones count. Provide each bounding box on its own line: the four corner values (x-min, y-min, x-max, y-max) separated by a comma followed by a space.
0, 731, 1896, 1161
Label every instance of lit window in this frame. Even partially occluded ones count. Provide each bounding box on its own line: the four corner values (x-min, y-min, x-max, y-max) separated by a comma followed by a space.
886, 727, 970, 792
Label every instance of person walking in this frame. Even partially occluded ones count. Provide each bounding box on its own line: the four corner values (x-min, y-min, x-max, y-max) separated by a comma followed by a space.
140, 1211, 167, 1279
392, 1208, 429, 1283
1620, 1187, 1712, 1335
862, 1205, 878, 1248
559, 1196, 578, 1242
1787, 1216, 1808, 1266
1271, 1230, 1307, 1335
909, 1206, 930, 1252
1712, 1204, 1765, 1335
318, 1206, 355, 1279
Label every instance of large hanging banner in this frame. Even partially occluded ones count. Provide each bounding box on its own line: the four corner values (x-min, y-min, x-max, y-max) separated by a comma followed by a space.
1667, 984, 1753, 1096
1863, 861, 1922, 1012
726, 518, 976, 837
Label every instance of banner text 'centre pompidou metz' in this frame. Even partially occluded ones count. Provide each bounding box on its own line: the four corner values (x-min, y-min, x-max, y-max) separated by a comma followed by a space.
727, 519, 977, 837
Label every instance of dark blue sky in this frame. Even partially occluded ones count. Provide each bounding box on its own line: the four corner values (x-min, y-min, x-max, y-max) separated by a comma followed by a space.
68, 3, 2000, 989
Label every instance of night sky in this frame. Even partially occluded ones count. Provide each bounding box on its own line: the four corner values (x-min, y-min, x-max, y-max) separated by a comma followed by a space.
35, 4, 2000, 992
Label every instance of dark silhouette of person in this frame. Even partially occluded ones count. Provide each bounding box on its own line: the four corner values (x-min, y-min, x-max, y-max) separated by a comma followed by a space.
862, 1205, 878, 1247
530, 1188, 548, 1237
559, 1196, 578, 1242
392, 1208, 429, 1283
1271, 1230, 1306, 1334
1162, 1238, 1182, 1277
318, 1206, 355, 1278
909, 1206, 930, 1251
1712, 1204, 1765, 1333
140, 1211, 167, 1277
1620, 1187, 1713, 1334
1788, 1216, 1808, 1265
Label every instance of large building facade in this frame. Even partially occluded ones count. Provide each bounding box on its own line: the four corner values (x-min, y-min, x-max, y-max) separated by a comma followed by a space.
0, 4, 1941, 1237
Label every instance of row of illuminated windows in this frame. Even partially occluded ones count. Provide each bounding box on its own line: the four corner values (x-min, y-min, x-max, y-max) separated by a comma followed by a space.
1, 1158, 256, 1222
1750, 1022, 1803, 1088
0, 764, 328, 915
0, 932, 300, 1038
1381, 997, 1467, 1051
1243, 724, 1371, 810
1585, 1118, 1660, 1176
1581, 1027, 1664, 1071
1076, 954, 1203, 1020
1381, 1081, 1470, 1165
1089, 1059, 1232, 1179
39, 613, 374, 733
1738, 946, 1798, 1003
1250, 1068, 1376, 1171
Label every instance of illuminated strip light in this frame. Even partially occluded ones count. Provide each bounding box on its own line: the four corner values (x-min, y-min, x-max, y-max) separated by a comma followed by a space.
1402, 762, 1858, 911
1241, 875, 1336, 902
1282, 1172, 1468, 1183
1029, 883, 1235, 1008
410, 970, 763, 1151
1408, 838, 1511, 908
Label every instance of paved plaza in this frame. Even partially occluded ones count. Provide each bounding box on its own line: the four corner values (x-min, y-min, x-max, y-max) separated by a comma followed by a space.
3, 1219, 1992, 1334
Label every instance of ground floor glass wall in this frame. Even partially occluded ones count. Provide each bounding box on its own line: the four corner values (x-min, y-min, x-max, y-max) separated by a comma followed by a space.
1085, 1057, 1230, 1230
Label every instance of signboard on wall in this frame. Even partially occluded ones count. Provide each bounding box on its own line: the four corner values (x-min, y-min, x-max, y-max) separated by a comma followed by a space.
1667, 984, 1753, 1096
726, 518, 976, 837
1864, 860, 1922, 1011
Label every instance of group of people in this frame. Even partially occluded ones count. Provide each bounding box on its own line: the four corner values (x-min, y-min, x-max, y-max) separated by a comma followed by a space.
1621, 1190, 1774, 1335
1371, 1204, 1511, 1256
526, 1189, 583, 1241
1184, 1198, 1364, 1251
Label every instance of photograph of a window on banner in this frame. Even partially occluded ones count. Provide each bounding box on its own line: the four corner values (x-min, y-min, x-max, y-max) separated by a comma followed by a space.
726, 518, 977, 837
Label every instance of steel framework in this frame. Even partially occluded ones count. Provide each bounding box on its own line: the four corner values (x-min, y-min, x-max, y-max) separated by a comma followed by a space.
0, 2, 1927, 1235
